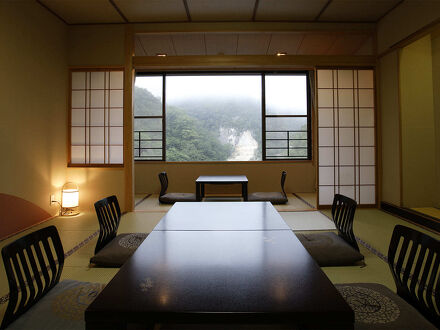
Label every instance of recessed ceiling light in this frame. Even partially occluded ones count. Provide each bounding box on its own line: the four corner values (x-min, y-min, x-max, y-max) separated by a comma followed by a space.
156, 53, 167, 57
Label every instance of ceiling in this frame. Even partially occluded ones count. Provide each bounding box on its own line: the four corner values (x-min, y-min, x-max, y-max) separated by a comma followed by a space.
38, 0, 404, 25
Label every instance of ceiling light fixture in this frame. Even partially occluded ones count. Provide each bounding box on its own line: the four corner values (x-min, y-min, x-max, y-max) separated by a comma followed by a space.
276, 52, 287, 56
156, 53, 167, 57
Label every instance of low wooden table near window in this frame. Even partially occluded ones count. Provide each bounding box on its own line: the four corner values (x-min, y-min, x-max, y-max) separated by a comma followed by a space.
195, 175, 248, 201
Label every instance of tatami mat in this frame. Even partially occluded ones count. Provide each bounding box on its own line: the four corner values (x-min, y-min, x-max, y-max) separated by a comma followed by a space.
281, 211, 336, 231
412, 207, 440, 220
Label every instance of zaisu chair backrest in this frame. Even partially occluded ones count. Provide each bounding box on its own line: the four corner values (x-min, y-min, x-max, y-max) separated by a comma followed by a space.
388, 225, 440, 328
1, 226, 64, 329
94, 195, 121, 254
280, 171, 287, 197
158, 172, 168, 197
331, 194, 359, 251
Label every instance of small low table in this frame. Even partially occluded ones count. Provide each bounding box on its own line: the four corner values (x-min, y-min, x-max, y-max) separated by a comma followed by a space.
196, 175, 248, 201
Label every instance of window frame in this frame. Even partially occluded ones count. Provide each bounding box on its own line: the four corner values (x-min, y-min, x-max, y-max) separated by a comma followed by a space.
134, 71, 312, 162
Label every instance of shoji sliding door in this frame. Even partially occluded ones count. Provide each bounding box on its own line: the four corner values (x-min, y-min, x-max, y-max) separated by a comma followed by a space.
317, 69, 376, 207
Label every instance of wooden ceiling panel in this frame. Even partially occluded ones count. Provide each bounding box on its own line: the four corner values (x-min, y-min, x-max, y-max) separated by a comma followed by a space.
113, 0, 188, 22
297, 33, 338, 55
39, 0, 124, 24
138, 35, 176, 56
205, 33, 238, 55
236, 33, 272, 55
187, 0, 255, 21
256, 0, 329, 21
320, 0, 402, 22
171, 33, 206, 55
266, 33, 304, 55
326, 34, 371, 55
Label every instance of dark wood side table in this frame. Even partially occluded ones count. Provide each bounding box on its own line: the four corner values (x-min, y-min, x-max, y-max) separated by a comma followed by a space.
195, 175, 248, 201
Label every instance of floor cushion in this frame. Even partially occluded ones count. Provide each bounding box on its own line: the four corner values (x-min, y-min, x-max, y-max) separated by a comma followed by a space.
90, 233, 148, 267
6, 280, 105, 330
296, 232, 364, 266
248, 192, 288, 204
335, 283, 437, 329
159, 193, 197, 204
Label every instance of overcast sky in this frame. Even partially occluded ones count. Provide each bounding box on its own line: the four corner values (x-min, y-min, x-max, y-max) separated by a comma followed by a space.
135, 75, 307, 114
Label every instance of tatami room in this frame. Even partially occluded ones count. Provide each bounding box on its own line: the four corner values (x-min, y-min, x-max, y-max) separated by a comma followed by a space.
1, 0, 440, 329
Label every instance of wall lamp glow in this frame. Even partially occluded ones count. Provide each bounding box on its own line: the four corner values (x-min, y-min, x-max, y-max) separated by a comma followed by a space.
276, 52, 287, 56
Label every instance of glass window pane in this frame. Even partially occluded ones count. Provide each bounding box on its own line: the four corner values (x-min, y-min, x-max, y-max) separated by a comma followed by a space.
266, 117, 307, 131
134, 118, 162, 131
166, 75, 262, 161
134, 76, 163, 116
265, 75, 307, 115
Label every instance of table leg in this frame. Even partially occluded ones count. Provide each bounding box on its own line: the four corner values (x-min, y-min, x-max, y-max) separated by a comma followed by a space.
201, 183, 205, 198
196, 182, 201, 201
242, 182, 248, 201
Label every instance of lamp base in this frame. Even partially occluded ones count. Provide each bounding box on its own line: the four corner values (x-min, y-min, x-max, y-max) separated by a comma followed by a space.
60, 207, 80, 216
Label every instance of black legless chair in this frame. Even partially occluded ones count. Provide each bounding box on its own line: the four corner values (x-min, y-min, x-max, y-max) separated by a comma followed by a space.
90, 195, 147, 267
296, 194, 364, 266
158, 172, 196, 204
248, 171, 288, 204
335, 225, 439, 329
1, 226, 105, 330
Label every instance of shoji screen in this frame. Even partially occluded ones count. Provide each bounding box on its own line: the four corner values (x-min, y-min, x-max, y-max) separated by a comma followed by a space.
70, 69, 124, 165
317, 69, 376, 206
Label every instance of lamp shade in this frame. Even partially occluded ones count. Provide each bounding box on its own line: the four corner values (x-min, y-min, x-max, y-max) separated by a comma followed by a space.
62, 182, 79, 208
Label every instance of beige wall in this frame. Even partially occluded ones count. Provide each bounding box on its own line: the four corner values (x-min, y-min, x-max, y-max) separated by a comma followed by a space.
377, 1, 440, 54
378, 51, 401, 205
67, 25, 128, 211
0, 1, 68, 219
135, 162, 315, 195
399, 36, 436, 207
431, 31, 440, 207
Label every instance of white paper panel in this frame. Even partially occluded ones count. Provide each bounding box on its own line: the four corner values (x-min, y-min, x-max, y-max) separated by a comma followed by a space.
337, 70, 353, 88
319, 147, 335, 166
358, 89, 374, 107
319, 186, 335, 205
360, 166, 375, 184
110, 90, 124, 108
319, 128, 334, 146
91, 72, 105, 89
110, 108, 124, 126
71, 127, 85, 145
360, 147, 375, 165
319, 167, 334, 185
90, 109, 104, 126
339, 127, 354, 146
359, 127, 375, 146
338, 89, 354, 107
317, 70, 333, 88
339, 185, 355, 200
109, 146, 124, 164
339, 147, 355, 165
90, 127, 104, 145
338, 108, 354, 127
110, 71, 124, 89
358, 70, 374, 88
71, 109, 85, 126
317, 89, 334, 107
90, 90, 104, 108
360, 186, 376, 204
90, 146, 104, 164
318, 109, 334, 127
359, 108, 374, 126
71, 91, 86, 108
72, 72, 86, 89
109, 127, 123, 145
339, 167, 355, 185
71, 146, 85, 163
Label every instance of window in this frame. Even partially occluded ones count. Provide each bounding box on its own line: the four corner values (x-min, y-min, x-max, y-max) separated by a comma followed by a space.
134, 72, 310, 162
69, 69, 124, 165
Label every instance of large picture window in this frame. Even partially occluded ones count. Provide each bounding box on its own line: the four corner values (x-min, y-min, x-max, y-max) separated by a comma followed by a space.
134, 72, 310, 162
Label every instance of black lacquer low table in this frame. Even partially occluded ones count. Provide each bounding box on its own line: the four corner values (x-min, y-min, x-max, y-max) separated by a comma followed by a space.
86, 202, 353, 330
195, 175, 248, 201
